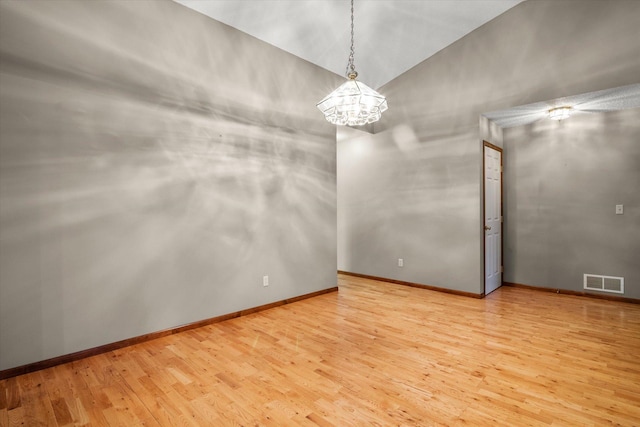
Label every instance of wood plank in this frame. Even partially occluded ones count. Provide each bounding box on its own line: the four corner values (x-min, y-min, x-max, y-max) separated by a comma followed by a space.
49, 397, 73, 426
4, 378, 20, 411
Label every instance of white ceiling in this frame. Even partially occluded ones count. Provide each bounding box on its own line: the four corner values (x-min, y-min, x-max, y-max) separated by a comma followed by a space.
483, 84, 640, 128
174, 0, 524, 89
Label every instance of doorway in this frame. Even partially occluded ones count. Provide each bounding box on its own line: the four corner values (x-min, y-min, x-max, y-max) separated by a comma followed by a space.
483, 141, 503, 295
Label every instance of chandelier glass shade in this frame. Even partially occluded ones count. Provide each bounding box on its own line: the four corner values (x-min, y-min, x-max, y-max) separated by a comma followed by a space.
317, 0, 387, 126
548, 106, 572, 121
317, 73, 388, 126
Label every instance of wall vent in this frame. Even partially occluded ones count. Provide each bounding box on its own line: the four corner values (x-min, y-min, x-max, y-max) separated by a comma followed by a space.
583, 274, 624, 294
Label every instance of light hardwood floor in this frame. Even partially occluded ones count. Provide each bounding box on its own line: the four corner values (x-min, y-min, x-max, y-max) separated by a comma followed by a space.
1, 274, 640, 426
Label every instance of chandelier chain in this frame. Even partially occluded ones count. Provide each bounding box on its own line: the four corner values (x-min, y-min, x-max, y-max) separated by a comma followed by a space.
346, 0, 356, 78
316, 0, 387, 126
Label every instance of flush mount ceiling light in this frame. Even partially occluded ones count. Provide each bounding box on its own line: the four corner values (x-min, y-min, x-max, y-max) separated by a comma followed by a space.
316, 0, 388, 126
548, 106, 573, 121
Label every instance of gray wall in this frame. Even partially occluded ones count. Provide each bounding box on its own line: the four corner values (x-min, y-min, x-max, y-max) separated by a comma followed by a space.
480, 116, 504, 149
0, 0, 339, 370
337, 0, 640, 294
504, 108, 640, 299
337, 126, 391, 274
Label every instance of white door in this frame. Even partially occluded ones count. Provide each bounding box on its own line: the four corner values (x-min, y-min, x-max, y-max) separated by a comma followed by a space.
484, 144, 502, 295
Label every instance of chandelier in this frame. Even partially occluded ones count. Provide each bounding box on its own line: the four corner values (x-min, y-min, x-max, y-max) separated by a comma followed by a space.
316, 0, 388, 126
548, 106, 573, 121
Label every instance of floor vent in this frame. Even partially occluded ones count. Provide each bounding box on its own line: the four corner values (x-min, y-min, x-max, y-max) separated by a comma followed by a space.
583, 274, 624, 294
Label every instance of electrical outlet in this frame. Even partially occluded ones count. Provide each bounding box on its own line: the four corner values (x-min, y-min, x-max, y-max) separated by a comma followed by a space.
616, 204, 624, 215
398, 258, 404, 267
263, 275, 269, 287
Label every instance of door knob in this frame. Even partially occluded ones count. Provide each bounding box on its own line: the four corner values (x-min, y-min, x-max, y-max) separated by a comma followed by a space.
484, 225, 491, 230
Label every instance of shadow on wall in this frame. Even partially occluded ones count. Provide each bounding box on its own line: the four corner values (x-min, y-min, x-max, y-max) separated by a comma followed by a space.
0, 0, 337, 371
337, 123, 479, 291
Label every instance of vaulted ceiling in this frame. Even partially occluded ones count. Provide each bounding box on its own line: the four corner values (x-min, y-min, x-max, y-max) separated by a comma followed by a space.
173, 0, 639, 126
174, 0, 524, 89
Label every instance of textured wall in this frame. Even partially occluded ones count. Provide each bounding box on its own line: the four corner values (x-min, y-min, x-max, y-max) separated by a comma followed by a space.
0, 0, 339, 370
504, 108, 640, 298
337, 124, 481, 292
338, 0, 640, 294
480, 116, 504, 149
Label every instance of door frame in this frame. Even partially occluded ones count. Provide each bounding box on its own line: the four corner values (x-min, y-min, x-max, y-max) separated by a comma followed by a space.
482, 141, 504, 296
